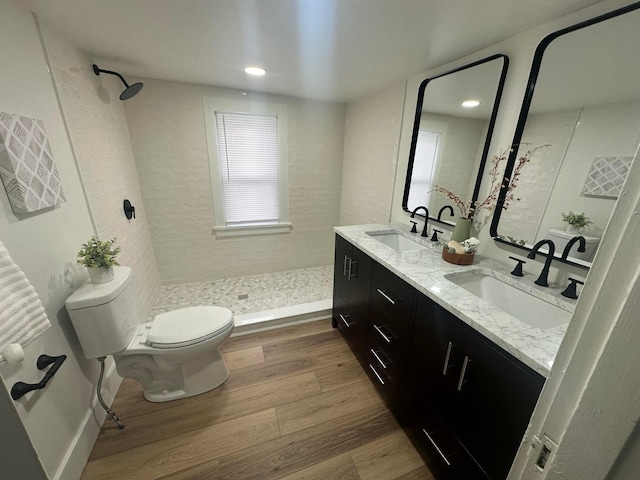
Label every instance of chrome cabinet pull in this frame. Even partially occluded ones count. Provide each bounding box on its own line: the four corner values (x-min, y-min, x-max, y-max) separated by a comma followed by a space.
348, 260, 358, 280
339, 314, 353, 328
370, 348, 388, 368
422, 429, 452, 466
343, 255, 350, 276
369, 364, 386, 385
442, 341, 453, 376
376, 288, 396, 305
373, 324, 392, 344
457, 356, 470, 391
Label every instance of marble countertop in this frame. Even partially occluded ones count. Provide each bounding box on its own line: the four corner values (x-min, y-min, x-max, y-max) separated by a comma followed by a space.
335, 224, 577, 377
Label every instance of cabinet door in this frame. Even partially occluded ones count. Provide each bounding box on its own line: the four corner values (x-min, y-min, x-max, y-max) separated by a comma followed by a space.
404, 296, 468, 423
333, 234, 352, 303
454, 332, 544, 480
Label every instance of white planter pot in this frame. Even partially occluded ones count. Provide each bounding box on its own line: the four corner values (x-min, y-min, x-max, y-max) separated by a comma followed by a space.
88, 267, 115, 284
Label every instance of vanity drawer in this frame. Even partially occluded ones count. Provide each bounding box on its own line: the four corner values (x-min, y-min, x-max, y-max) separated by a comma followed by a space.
365, 341, 402, 408
371, 262, 416, 321
368, 305, 411, 365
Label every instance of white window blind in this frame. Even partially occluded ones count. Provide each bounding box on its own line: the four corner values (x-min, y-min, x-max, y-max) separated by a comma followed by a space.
407, 130, 440, 210
215, 111, 280, 225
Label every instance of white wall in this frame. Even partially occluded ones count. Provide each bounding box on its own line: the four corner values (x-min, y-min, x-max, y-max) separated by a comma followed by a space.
40, 26, 161, 320
340, 81, 406, 226
0, 0, 116, 478
123, 78, 345, 284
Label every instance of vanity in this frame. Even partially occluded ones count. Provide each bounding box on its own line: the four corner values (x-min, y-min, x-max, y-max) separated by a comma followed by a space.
332, 225, 574, 480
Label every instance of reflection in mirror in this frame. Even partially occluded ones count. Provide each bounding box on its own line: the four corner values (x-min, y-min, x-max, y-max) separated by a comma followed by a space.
491, 3, 640, 269
402, 55, 508, 224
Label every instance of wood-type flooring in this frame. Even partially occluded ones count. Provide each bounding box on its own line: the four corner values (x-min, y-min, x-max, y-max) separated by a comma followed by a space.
81, 319, 433, 479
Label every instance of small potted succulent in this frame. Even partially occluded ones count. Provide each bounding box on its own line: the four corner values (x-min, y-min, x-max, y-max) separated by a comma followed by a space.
561, 211, 592, 234
77, 236, 121, 284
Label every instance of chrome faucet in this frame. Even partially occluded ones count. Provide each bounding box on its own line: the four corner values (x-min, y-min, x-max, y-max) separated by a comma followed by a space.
527, 239, 556, 287
561, 235, 586, 260
410, 206, 430, 237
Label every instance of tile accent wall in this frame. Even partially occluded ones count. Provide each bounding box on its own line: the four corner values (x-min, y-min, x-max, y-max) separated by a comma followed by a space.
340, 82, 405, 225
41, 27, 161, 318
123, 79, 345, 284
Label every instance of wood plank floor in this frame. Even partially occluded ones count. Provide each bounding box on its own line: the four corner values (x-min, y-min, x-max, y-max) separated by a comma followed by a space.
81, 319, 434, 480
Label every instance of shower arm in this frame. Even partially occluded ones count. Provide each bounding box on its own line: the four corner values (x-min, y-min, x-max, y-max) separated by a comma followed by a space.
92, 64, 132, 87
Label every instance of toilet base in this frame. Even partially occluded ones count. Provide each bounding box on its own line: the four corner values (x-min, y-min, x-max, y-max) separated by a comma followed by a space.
115, 348, 230, 403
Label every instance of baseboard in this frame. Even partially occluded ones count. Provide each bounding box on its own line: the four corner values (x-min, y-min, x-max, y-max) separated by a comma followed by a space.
53, 361, 122, 480
232, 299, 332, 336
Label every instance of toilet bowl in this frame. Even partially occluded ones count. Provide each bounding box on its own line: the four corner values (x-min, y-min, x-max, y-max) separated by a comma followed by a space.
547, 227, 601, 262
64, 266, 234, 402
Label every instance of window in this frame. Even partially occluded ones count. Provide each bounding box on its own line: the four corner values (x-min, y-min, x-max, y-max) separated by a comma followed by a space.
407, 129, 440, 211
204, 98, 290, 236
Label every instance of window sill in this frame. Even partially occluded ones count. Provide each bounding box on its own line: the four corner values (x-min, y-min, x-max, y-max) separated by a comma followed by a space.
212, 222, 292, 237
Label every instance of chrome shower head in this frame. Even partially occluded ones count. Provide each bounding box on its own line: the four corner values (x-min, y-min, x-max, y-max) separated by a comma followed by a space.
92, 64, 143, 100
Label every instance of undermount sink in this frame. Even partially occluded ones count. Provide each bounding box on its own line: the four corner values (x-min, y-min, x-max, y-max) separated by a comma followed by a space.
444, 270, 572, 329
366, 231, 428, 252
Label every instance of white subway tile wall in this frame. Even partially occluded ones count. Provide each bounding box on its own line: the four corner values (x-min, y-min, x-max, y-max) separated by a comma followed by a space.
42, 26, 161, 318
123, 79, 346, 284
340, 82, 405, 226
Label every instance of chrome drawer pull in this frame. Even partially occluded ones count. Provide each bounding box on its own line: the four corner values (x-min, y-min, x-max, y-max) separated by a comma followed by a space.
371, 349, 388, 368
343, 255, 350, 276
457, 356, 470, 391
376, 288, 396, 305
442, 341, 453, 376
369, 364, 385, 385
339, 314, 353, 328
373, 324, 392, 343
348, 260, 358, 280
422, 429, 451, 466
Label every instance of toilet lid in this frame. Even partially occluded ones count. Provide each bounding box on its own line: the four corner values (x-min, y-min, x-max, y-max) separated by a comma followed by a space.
148, 306, 233, 348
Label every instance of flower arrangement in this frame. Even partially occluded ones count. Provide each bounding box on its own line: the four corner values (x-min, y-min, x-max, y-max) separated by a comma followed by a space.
434, 144, 550, 220
561, 211, 592, 229
77, 236, 121, 268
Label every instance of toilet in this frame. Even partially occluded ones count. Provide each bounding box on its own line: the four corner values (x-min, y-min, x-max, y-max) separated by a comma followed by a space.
547, 227, 601, 262
64, 266, 234, 402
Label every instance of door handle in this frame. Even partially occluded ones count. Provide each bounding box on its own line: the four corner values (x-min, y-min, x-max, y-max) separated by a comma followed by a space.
373, 324, 392, 344
442, 341, 454, 376
457, 356, 471, 391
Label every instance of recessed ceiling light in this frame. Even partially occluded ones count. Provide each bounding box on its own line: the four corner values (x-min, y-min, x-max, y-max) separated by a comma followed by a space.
462, 100, 480, 108
244, 66, 266, 76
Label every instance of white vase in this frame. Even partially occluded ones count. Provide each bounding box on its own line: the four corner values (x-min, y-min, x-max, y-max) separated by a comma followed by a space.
88, 266, 115, 284
565, 225, 584, 235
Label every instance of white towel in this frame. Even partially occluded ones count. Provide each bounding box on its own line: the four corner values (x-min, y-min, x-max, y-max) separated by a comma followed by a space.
0, 240, 51, 350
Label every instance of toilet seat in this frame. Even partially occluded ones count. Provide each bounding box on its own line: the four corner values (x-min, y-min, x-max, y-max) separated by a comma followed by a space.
147, 306, 233, 349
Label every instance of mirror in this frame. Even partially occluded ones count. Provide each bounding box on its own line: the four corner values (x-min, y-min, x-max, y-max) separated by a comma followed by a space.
402, 54, 508, 224
491, 3, 640, 269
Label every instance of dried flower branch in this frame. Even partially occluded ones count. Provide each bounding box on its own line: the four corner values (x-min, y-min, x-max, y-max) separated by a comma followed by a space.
434, 144, 549, 220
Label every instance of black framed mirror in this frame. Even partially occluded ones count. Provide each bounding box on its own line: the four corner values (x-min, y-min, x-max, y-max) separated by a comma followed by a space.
402, 54, 508, 225
490, 2, 640, 270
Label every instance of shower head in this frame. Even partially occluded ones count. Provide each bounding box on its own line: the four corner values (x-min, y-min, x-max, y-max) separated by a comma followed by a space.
92, 64, 143, 100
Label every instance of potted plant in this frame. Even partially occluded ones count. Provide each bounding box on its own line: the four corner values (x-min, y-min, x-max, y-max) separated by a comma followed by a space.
77, 236, 121, 284
561, 211, 592, 234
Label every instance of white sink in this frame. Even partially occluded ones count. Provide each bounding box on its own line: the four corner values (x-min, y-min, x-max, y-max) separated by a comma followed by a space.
445, 271, 572, 329
367, 231, 428, 252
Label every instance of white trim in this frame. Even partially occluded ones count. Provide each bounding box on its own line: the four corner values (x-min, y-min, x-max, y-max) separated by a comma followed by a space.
53, 362, 121, 480
212, 222, 292, 237
203, 97, 290, 236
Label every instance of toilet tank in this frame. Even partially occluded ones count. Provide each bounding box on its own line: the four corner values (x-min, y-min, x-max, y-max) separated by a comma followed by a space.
65, 266, 139, 359
547, 228, 601, 262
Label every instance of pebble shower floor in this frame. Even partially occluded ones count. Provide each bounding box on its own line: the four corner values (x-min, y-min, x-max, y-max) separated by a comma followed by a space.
150, 266, 333, 324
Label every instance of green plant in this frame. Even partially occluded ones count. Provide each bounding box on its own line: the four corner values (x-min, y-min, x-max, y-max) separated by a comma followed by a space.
77, 236, 121, 268
561, 211, 592, 229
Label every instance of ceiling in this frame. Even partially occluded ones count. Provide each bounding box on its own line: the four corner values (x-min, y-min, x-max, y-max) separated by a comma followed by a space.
23, 0, 607, 103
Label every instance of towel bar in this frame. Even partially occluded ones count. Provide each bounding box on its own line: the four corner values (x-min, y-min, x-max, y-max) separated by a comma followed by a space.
11, 354, 66, 400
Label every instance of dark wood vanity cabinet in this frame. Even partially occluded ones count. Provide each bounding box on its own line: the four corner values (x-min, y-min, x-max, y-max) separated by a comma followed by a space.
331, 235, 544, 479
332, 234, 373, 364
402, 294, 545, 480
364, 262, 416, 410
